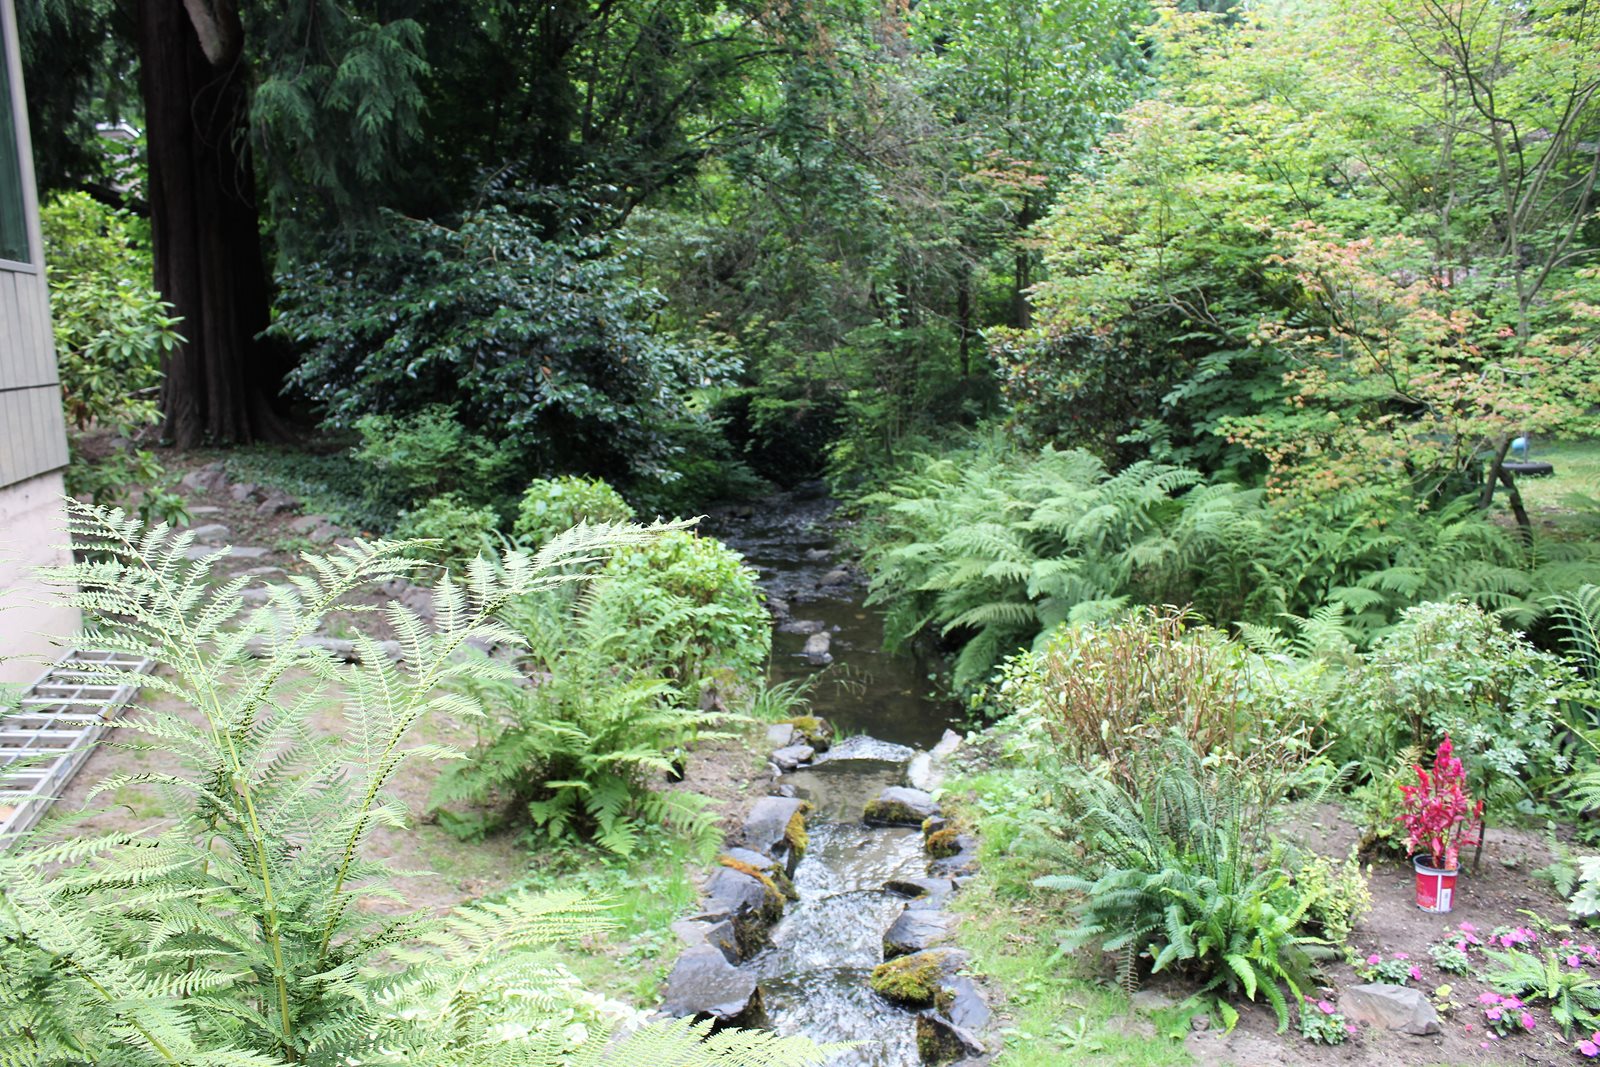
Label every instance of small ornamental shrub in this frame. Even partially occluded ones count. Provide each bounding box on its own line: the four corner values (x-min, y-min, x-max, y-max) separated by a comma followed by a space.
1429, 939, 1473, 975
1398, 736, 1483, 871
393, 493, 502, 569
589, 530, 769, 705
1298, 996, 1353, 1045
514, 476, 636, 548
354, 404, 517, 512
1294, 850, 1371, 945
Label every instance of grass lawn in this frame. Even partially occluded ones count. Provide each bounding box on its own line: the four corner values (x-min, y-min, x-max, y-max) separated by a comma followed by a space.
1495, 436, 1600, 535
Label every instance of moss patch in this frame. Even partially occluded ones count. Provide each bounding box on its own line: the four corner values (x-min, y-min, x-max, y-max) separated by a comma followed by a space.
784, 809, 809, 856
864, 798, 924, 826
779, 715, 833, 750
719, 853, 797, 901
926, 827, 961, 858
869, 949, 956, 1007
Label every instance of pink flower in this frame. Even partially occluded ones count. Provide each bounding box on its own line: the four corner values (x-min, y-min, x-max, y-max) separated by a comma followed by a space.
1316, 999, 1336, 1015
1521, 1013, 1535, 1030
1393, 952, 1409, 960
1345, 1024, 1358, 1035
1366, 953, 1382, 965
1580, 1040, 1600, 1057
1485, 1008, 1503, 1022
1409, 966, 1422, 981
1570, 956, 1583, 967
1478, 992, 1501, 1005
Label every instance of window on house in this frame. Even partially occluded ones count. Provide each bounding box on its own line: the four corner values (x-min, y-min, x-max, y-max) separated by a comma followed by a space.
0, 19, 30, 265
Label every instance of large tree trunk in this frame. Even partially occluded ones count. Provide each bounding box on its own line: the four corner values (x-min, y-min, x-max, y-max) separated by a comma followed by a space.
139, 0, 281, 447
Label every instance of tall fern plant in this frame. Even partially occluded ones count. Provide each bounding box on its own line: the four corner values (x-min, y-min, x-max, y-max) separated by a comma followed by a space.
0, 504, 831, 1067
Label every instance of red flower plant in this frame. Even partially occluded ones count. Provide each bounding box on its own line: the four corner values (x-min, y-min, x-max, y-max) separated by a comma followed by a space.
1397, 735, 1483, 871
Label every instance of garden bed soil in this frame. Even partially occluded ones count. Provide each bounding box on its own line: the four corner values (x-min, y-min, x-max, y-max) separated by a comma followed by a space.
1183, 802, 1583, 1066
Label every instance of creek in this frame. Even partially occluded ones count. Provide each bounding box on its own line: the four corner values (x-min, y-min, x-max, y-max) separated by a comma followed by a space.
706, 487, 964, 1064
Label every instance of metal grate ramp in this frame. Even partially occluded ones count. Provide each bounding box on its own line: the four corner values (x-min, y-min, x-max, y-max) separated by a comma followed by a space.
0, 650, 154, 849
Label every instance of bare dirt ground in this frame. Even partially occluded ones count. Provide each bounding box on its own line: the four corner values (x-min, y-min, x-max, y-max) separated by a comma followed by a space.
1184, 803, 1583, 1066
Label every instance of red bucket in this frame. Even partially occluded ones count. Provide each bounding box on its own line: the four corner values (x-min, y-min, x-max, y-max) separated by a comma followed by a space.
1414, 856, 1458, 913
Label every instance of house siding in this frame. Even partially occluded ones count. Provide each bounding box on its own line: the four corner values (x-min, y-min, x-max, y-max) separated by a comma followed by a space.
0, 0, 78, 682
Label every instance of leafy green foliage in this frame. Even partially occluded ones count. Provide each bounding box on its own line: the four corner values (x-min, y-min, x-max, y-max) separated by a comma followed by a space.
40, 193, 185, 524
1330, 602, 1579, 811
515, 477, 636, 548
0, 504, 831, 1066
1484, 947, 1600, 1036
354, 405, 518, 515
277, 198, 737, 485
589, 531, 770, 706
393, 494, 503, 569
430, 528, 763, 854
859, 438, 1600, 691
1035, 742, 1333, 1030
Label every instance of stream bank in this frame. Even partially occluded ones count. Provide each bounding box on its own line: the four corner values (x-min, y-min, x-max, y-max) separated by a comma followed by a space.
661, 487, 992, 1064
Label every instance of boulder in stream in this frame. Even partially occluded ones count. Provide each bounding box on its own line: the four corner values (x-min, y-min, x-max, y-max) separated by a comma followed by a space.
661, 945, 766, 1026
770, 743, 815, 771
741, 796, 810, 874
863, 786, 940, 827
670, 918, 740, 964
916, 1011, 985, 1063
776, 716, 833, 751
867, 948, 970, 1008
802, 631, 833, 665
704, 866, 786, 956
779, 618, 827, 635
885, 876, 957, 910
884, 908, 958, 958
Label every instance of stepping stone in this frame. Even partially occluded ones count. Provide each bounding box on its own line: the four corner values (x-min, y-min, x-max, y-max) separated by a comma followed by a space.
226, 546, 272, 560
864, 786, 939, 827
802, 631, 832, 665
884, 908, 957, 958
670, 918, 740, 964
779, 618, 826, 635
181, 505, 223, 519
289, 514, 327, 534
660, 945, 764, 1026
184, 524, 230, 543
257, 491, 297, 517
770, 744, 814, 772
309, 524, 341, 543
229, 482, 261, 502
179, 464, 227, 494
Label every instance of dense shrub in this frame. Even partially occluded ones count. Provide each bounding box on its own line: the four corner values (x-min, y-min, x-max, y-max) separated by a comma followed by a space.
1332, 602, 1580, 812
588, 530, 770, 706
354, 404, 517, 513
992, 607, 1257, 790
393, 493, 502, 568
514, 476, 636, 547
40, 192, 185, 524
276, 199, 737, 485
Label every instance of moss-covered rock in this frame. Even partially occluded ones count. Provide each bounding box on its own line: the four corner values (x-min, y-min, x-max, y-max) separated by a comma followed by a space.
779, 715, 833, 751
869, 949, 961, 1008
925, 827, 961, 858
784, 808, 809, 857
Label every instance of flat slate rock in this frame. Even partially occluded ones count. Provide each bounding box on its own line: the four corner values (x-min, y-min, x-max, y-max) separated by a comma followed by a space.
670, 918, 740, 964
815, 735, 915, 764
884, 908, 958, 958
942, 975, 991, 1034
770, 744, 815, 771
765, 723, 797, 748
661, 945, 763, 1025
742, 796, 807, 858
864, 786, 938, 827
186, 523, 231, 542
885, 876, 957, 910
1343, 983, 1441, 1035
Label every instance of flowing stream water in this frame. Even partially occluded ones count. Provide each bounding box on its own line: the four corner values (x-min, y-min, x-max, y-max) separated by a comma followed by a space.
705, 488, 962, 1064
